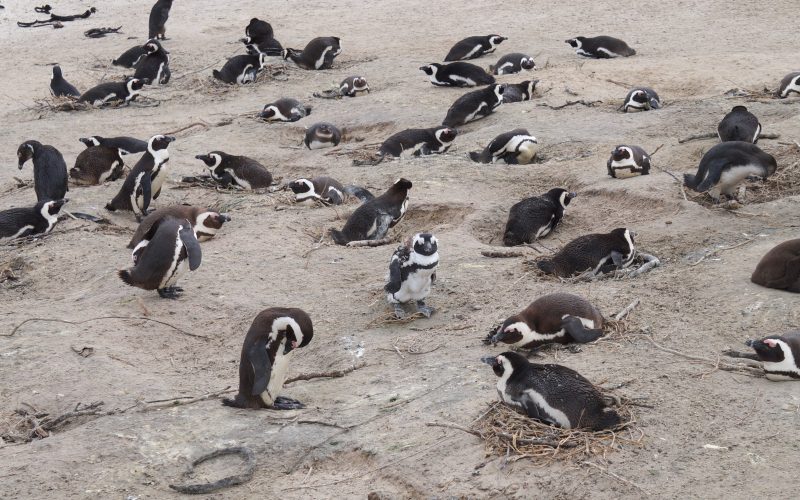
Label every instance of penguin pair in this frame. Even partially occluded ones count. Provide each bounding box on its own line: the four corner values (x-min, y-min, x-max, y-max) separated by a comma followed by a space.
469, 129, 538, 164
330, 178, 411, 245
70, 146, 124, 186
304, 123, 342, 149
148, 0, 172, 40
288, 177, 373, 205
607, 145, 651, 178
538, 228, 636, 277
50, 66, 80, 98
503, 188, 576, 246
79, 77, 146, 106
718, 106, 761, 143
777, 72, 800, 98
17, 140, 69, 202
442, 84, 505, 128
134, 39, 171, 85
259, 98, 311, 122
502, 80, 538, 103
621, 87, 660, 112
129, 205, 230, 249
489, 53, 535, 75
378, 126, 458, 158
750, 239, 800, 293
565, 36, 636, 58
0, 199, 68, 241
79, 136, 148, 156
419, 62, 495, 87
683, 142, 776, 201
106, 135, 174, 218
385, 233, 439, 318
213, 52, 266, 84
242, 18, 282, 56
195, 152, 273, 190
445, 35, 507, 61
282, 37, 341, 70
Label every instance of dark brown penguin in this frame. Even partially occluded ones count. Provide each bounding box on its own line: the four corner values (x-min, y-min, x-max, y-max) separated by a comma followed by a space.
128, 205, 230, 249
751, 239, 800, 292
538, 228, 636, 277
194, 151, 273, 189
330, 178, 411, 245
69, 146, 124, 186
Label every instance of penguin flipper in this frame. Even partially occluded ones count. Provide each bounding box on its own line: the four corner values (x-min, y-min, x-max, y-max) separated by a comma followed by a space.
385, 256, 403, 295
179, 224, 202, 271
562, 316, 604, 343
248, 337, 272, 396
139, 173, 152, 214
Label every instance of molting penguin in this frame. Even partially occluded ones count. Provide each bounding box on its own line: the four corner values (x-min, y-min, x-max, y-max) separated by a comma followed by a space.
222, 308, 314, 409
744, 332, 800, 381
503, 188, 576, 246
481, 352, 621, 430
622, 87, 660, 112
213, 52, 266, 84
282, 37, 341, 70
683, 142, 777, 201
259, 98, 311, 122
148, 0, 172, 40
750, 239, 800, 292
419, 62, 495, 87
0, 199, 68, 241
304, 123, 342, 149
444, 35, 507, 61
488, 293, 604, 350
70, 146, 124, 186
112, 44, 148, 68
379, 126, 458, 158
490, 53, 535, 75
106, 135, 174, 218
538, 228, 636, 278
777, 72, 800, 98
134, 39, 171, 85
607, 145, 650, 178
330, 178, 411, 245
339, 76, 369, 97
129, 205, 229, 249
469, 128, 538, 164
195, 151, 273, 189
50, 65, 80, 98
565, 36, 636, 58
442, 83, 504, 128
718, 106, 761, 143
502, 80, 538, 103
17, 140, 69, 201
79, 77, 145, 106
288, 176, 373, 205
79, 136, 148, 156
385, 233, 439, 318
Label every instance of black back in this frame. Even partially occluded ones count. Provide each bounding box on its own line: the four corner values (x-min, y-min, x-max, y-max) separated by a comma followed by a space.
113, 44, 148, 68
684, 142, 777, 192
504, 188, 571, 246
718, 106, 761, 143
50, 66, 80, 97
0, 200, 64, 238
18, 141, 68, 202
539, 228, 634, 277
148, 0, 172, 38
442, 84, 504, 127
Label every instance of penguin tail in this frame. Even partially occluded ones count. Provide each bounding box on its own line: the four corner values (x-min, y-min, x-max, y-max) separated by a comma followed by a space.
105, 201, 117, 212
118, 269, 134, 287
537, 259, 555, 275
329, 229, 349, 246
682, 173, 698, 189
221, 394, 247, 408
468, 150, 490, 163
343, 185, 375, 202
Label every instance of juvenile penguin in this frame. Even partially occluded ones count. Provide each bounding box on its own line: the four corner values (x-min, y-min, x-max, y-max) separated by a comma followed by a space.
565, 36, 636, 58
17, 140, 69, 201
490, 53, 535, 75
622, 87, 660, 112
502, 80, 538, 103
469, 128, 538, 164
607, 145, 651, 177
0, 199, 68, 241
222, 308, 314, 409
79, 77, 145, 106
385, 233, 439, 318
442, 84, 505, 128
750, 239, 800, 292
744, 332, 800, 381
683, 142, 777, 201
69, 146, 124, 186
482, 352, 621, 430
503, 188, 576, 246
50, 65, 80, 98
148, 0, 172, 40
538, 228, 636, 278
213, 52, 266, 84
258, 98, 311, 122
419, 62, 495, 87
112, 44, 148, 68
378, 127, 458, 158
288, 176, 373, 205
330, 178, 411, 245
106, 135, 174, 218
304, 123, 342, 149
339, 76, 370, 97
777, 72, 800, 98
718, 106, 761, 143
195, 151, 273, 189
489, 293, 604, 349
118, 216, 201, 299
79, 136, 148, 156
445, 35, 507, 61
129, 205, 230, 249
282, 37, 341, 70
134, 39, 171, 85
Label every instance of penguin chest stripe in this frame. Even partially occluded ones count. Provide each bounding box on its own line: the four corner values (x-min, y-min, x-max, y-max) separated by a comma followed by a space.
763, 350, 798, 379
449, 74, 476, 86
159, 233, 185, 288
596, 48, 618, 58
227, 169, 252, 190
463, 45, 482, 59
523, 389, 572, 428
261, 348, 292, 406
9, 225, 35, 239
611, 158, 636, 168
464, 102, 489, 122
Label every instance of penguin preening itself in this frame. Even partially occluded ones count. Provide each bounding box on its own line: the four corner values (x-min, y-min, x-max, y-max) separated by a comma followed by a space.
482, 352, 621, 430
259, 98, 311, 122
0, 199, 68, 241
78, 77, 146, 106
565, 36, 636, 58
490, 53, 535, 75
79, 136, 148, 156
744, 333, 800, 381
444, 35, 507, 61
112, 44, 148, 68
50, 65, 80, 98
282, 37, 341, 70
378, 127, 458, 158
118, 216, 201, 299
488, 293, 604, 350
330, 178, 411, 245
419, 62, 495, 87
503, 188, 576, 246
469, 129, 538, 164
222, 308, 314, 410
106, 135, 174, 218
195, 151, 273, 190
502, 80, 538, 103
69, 146, 124, 186
621, 87, 660, 112
288, 176, 373, 205
442, 83, 505, 128
304, 123, 342, 149
17, 140, 69, 202
607, 145, 651, 178
134, 39, 171, 85
777, 72, 800, 98
339, 76, 370, 97
242, 18, 283, 56
750, 239, 800, 293
538, 228, 636, 278
129, 205, 230, 249
683, 142, 777, 201
718, 106, 761, 143
213, 52, 266, 84
148, 0, 172, 40
385, 233, 439, 319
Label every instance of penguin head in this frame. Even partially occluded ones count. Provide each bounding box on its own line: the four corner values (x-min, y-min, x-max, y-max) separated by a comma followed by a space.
491, 318, 530, 345
126, 77, 146, 92
277, 316, 314, 354
37, 198, 68, 216
79, 136, 101, 147
350, 77, 369, 92
630, 89, 650, 106
392, 178, 413, 191
492, 84, 506, 102
545, 188, 576, 209
311, 123, 339, 139
419, 64, 438, 76
611, 146, 632, 162
281, 48, 296, 61
434, 127, 458, 145
411, 233, 438, 256
481, 352, 526, 377
520, 57, 536, 71
52, 65, 63, 80
288, 178, 314, 195
566, 37, 585, 48
195, 152, 223, 169
144, 39, 160, 54
197, 211, 230, 230
259, 104, 279, 120
488, 35, 507, 47
17, 141, 37, 169
149, 135, 175, 153
746, 337, 789, 363
611, 228, 636, 250
731, 105, 748, 113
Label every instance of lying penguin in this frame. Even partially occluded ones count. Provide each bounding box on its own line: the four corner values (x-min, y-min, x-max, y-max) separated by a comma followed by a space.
468, 129, 537, 164
282, 37, 341, 70
777, 72, 800, 98
385, 233, 439, 318
442, 84, 505, 128
70, 146, 124, 185
378, 126, 458, 159
565, 36, 636, 58
503, 188, 576, 246
50, 65, 80, 98
538, 228, 636, 277
330, 178, 411, 245
259, 98, 311, 122
288, 176, 373, 205
79, 135, 147, 156
502, 80, 538, 103
195, 151, 273, 190
489, 53, 535, 75
727, 332, 800, 381
128, 205, 230, 249
0, 198, 68, 241
445, 35, 507, 61
621, 87, 660, 112
750, 238, 800, 292
419, 62, 495, 87
79, 77, 146, 106
213, 52, 266, 84
683, 142, 777, 201
304, 123, 342, 149
607, 145, 651, 177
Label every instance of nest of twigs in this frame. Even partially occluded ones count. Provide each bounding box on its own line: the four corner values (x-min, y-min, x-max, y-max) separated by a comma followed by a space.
522, 252, 661, 282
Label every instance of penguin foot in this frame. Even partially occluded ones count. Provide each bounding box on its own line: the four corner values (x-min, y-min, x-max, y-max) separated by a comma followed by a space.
272, 396, 304, 410
392, 303, 407, 319
157, 286, 183, 299
416, 301, 435, 318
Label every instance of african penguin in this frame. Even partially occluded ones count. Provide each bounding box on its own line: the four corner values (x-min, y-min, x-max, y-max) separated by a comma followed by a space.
339, 76, 370, 97
503, 188, 576, 246
482, 352, 621, 430
445, 35, 507, 61
118, 216, 201, 299
148, 0, 172, 40
385, 233, 439, 319
777, 72, 800, 98
490, 53, 535, 75
566, 36, 636, 58
469, 128, 538, 164
282, 37, 341, 70
213, 52, 266, 84
129, 205, 229, 250
683, 142, 777, 201
78, 77, 145, 106
330, 178, 411, 245
622, 87, 660, 112
0, 199, 68, 241
288, 176, 373, 205
304, 123, 342, 149
17, 140, 69, 202
195, 151, 273, 190
106, 135, 174, 218
750, 239, 800, 293
259, 98, 311, 122
134, 39, 171, 85
442, 84, 504, 128
718, 106, 761, 143
379, 127, 458, 158
538, 228, 636, 278
112, 44, 148, 68
79, 136, 148, 156
223, 308, 314, 410
745, 332, 800, 381
502, 80, 538, 103
242, 18, 283, 56
50, 65, 80, 98
607, 145, 651, 178
488, 293, 604, 350
419, 62, 495, 87
69, 146, 124, 186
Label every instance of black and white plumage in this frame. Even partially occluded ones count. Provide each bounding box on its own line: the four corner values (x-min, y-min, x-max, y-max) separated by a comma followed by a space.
339, 76, 369, 96
79, 136, 148, 156
777, 72, 800, 98
469, 128, 538, 164
0, 199, 68, 241
385, 233, 439, 318
134, 39, 171, 85
50, 65, 80, 97
288, 176, 373, 205
503, 188, 575, 246
502, 80, 538, 103
718, 106, 761, 143
444, 35, 507, 61
129, 205, 229, 249
106, 135, 174, 218
419, 62, 495, 87
607, 145, 651, 178
379, 127, 458, 158
304, 123, 342, 149
750, 239, 800, 293
442, 84, 505, 128
17, 140, 69, 202
538, 228, 636, 278
195, 151, 273, 190
621, 87, 660, 112
112, 44, 148, 68
213, 52, 266, 84
565, 36, 636, 58
78, 77, 145, 106
683, 142, 777, 201
148, 0, 172, 40
242, 18, 283, 56
330, 178, 411, 245
490, 53, 535, 75
282, 37, 341, 70
745, 333, 800, 381
69, 146, 124, 186
259, 98, 311, 122
482, 352, 621, 430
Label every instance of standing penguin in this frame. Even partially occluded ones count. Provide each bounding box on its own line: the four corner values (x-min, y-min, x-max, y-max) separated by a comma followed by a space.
69, 146, 124, 185
750, 239, 800, 292
259, 98, 311, 122
442, 84, 505, 128
385, 233, 439, 318
622, 87, 660, 112
222, 308, 314, 409
502, 80, 538, 103
565, 36, 636, 58
489, 53, 535, 75
339, 76, 370, 97
129, 205, 229, 249
134, 39, 171, 85
607, 145, 651, 178
79, 136, 148, 156
445, 35, 507, 61
79, 77, 146, 106
213, 52, 266, 84
743, 333, 800, 381
718, 106, 761, 143
148, 0, 172, 40
106, 135, 174, 218
378, 126, 458, 158
481, 352, 621, 430
683, 142, 777, 201
503, 188, 576, 246
0, 198, 68, 241
282, 37, 341, 70
17, 140, 69, 202
195, 151, 273, 189
50, 65, 80, 97
112, 44, 148, 68
777, 72, 800, 98
538, 228, 636, 278
304, 123, 342, 149
469, 128, 538, 164
419, 62, 495, 87
330, 178, 411, 245
118, 216, 201, 298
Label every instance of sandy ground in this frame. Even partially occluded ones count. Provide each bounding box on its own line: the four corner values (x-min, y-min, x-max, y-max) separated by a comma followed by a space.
1, 0, 799, 498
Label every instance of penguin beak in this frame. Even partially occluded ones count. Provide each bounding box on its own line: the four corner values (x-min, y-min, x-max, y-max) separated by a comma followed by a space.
218, 213, 231, 223
745, 339, 756, 347
165, 136, 176, 143
195, 154, 209, 162
284, 340, 298, 355
491, 331, 507, 344
480, 356, 498, 366
568, 192, 578, 199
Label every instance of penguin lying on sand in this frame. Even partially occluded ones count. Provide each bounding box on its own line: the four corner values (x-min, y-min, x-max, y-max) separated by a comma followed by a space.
339, 76, 369, 97
106, 135, 174, 218
445, 35, 507, 61
288, 177, 373, 205
607, 145, 650, 177
378, 127, 458, 158
538, 228, 636, 277
683, 142, 776, 201
469, 129, 537, 164
330, 178, 411, 245
195, 151, 273, 190
129, 205, 230, 249
750, 239, 800, 292
718, 106, 761, 143
502, 80, 538, 103
442, 84, 504, 128
50, 65, 80, 97
282, 37, 341, 70
489, 53, 535, 75
565, 36, 635, 58
419, 62, 495, 87
0, 199, 68, 241
213, 52, 266, 84
777, 72, 800, 98
70, 146, 124, 185
727, 332, 800, 381
79, 77, 146, 106
503, 188, 575, 246
17, 140, 69, 201
259, 98, 311, 122
622, 87, 660, 112
304, 123, 342, 149
385, 233, 439, 318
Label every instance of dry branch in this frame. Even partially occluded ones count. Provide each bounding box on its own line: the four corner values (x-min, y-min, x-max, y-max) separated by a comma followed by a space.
5, 316, 209, 340
538, 100, 602, 110
481, 250, 524, 258
284, 363, 365, 385
346, 238, 392, 247
645, 336, 763, 376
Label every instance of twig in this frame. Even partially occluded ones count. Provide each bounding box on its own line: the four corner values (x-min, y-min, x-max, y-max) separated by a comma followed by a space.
284, 364, 365, 385
346, 238, 392, 247
539, 100, 602, 110
582, 461, 650, 496
649, 144, 664, 156
645, 336, 763, 376
481, 250, 524, 258
688, 238, 756, 266
5, 316, 209, 340
426, 421, 483, 438
163, 122, 210, 136
678, 132, 717, 144
169, 447, 256, 495
614, 298, 641, 321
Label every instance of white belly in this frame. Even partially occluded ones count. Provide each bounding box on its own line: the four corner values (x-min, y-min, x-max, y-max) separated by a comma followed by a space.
392, 268, 436, 303
611, 158, 637, 168
308, 139, 332, 150
260, 349, 292, 406
717, 164, 767, 195
449, 74, 476, 86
